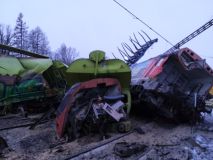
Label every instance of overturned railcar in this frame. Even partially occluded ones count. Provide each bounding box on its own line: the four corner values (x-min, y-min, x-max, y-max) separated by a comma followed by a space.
0, 44, 67, 115
131, 48, 213, 122
0, 56, 67, 114
56, 50, 131, 140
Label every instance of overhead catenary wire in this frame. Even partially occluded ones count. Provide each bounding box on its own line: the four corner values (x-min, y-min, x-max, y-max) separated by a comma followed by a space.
113, 0, 174, 47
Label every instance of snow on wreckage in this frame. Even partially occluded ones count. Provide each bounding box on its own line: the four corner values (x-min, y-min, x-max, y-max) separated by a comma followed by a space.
56, 50, 132, 140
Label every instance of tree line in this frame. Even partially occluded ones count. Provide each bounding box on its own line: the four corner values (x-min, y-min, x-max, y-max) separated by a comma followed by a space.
0, 12, 78, 65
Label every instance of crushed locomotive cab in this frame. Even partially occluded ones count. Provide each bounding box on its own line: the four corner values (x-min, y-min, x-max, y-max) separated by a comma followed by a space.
131, 48, 213, 122
56, 50, 131, 140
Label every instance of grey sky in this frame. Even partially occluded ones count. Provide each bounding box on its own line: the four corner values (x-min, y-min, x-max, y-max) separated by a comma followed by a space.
0, 0, 213, 66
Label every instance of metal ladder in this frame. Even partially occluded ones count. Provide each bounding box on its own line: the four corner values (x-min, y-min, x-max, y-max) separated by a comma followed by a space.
164, 18, 213, 54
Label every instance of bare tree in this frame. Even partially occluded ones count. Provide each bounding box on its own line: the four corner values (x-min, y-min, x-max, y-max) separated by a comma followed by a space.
0, 24, 14, 45
1, 13, 78, 60
13, 13, 28, 50
0, 24, 4, 44
4, 25, 14, 46
28, 26, 50, 55
55, 43, 78, 65
0, 24, 14, 55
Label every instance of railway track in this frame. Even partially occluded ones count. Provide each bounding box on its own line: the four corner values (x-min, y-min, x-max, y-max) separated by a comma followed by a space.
0, 116, 149, 160
65, 131, 134, 159
0, 114, 49, 131
1, 115, 212, 160
64, 127, 146, 160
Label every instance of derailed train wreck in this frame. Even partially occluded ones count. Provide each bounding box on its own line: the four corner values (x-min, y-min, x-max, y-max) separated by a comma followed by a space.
118, 19, 213, 122
131, 48, 213, 121
56, 50, 131, 140
0, 44, 67, 115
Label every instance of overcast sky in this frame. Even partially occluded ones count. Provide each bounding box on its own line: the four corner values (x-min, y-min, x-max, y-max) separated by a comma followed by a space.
0, 0, 213, 66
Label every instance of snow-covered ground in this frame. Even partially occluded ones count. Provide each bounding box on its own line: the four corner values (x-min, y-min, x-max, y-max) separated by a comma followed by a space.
1, 112, 213, 160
